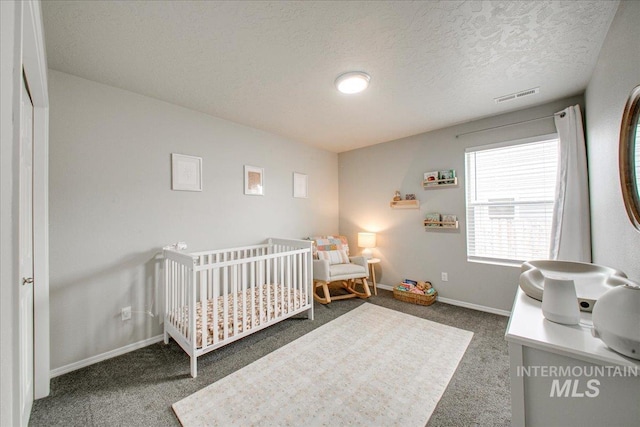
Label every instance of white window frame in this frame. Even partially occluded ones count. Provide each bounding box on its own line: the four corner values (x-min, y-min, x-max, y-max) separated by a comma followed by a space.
465, 133, 559, 266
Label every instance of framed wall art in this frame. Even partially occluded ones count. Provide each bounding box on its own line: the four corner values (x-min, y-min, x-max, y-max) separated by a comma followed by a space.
293, 172, 308, 198
171, 153, 202, 191
244, 165, 264, 195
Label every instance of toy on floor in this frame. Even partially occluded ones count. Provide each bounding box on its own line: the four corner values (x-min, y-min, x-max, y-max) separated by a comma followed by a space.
394, 279, 437, 306
410, 280, 432, 294
397, 279, 434, 294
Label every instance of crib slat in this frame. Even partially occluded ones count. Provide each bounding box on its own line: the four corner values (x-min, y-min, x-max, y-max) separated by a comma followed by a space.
296, 253, 300, 307
189, 267, 197, 377
176, 265, 180, 337
181, 265, 185, 338
170, 261, 175, 327
168, 261, 174, 327
284, 254, 288, 312
178, 265, 183, 337
175, 262, 180, 327
232, 264, 238, 337
250, 261, 256, 329
298, 253, 303, 302
273, 257, 278, 318
282, 255, 287, 314
176, 265, 180, 336
286, 255, 296, 314
207, 254, 213, 298
184, 265, 188, 339
176, 262, 180, 327
290, 254, 294, 312
281, 255, 285, 313
241, 263, 247, 333
267, 259, 272, 320
259, 260, 264, 325
213, 267, 219, 345
200, 269, 208, 349
223, 266, 229, 341
172, 263, 179, 323
179, 265, 186, 327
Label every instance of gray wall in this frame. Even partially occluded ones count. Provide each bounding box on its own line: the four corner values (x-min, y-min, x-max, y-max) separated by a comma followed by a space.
585, 0, 640, 282
48, 70, 338, 370
339, 95, 584, 312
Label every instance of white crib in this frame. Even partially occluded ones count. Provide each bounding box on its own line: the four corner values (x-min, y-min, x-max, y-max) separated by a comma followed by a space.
163, 237, 313, 377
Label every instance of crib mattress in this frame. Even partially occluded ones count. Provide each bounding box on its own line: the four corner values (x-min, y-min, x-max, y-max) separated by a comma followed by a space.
172, 283, 307, 348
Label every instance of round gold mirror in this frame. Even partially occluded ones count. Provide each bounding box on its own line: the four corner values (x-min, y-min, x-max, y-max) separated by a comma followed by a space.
620, 85, 640, 230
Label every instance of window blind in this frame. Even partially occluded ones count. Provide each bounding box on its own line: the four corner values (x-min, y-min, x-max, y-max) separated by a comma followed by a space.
465, 135, 559, 265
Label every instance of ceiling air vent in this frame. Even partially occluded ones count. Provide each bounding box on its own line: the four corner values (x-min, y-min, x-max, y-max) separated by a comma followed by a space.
494, 87, 540, 104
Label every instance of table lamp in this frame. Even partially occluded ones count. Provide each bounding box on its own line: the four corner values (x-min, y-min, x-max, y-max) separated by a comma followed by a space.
357, 232, 376, 259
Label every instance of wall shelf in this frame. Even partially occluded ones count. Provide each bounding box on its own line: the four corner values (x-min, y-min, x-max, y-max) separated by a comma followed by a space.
422, 177, 458, 189
390, 200, 420, 209
423, 220, 459, 230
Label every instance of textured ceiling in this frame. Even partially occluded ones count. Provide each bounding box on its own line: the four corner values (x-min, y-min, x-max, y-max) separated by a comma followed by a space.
42, 1, 619, 153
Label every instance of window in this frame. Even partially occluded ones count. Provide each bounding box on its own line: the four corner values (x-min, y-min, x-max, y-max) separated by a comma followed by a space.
465, 134, 559, 265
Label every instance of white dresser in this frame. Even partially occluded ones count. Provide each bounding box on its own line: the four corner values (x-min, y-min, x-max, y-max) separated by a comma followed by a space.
505, 288, 640, 426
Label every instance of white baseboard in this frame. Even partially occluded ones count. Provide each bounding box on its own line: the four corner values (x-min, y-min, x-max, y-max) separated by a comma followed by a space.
434, 296, 511, 317
50, 284, 510, 378
376, 284, 396, 292
50, 334, 164, 378
377, 283, 511, 317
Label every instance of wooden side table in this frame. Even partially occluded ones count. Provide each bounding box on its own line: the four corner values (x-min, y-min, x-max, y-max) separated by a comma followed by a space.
367, 258, 380, 295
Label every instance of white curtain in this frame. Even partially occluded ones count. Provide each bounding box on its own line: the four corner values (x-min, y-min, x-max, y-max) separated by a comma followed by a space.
550, 105, 592, 262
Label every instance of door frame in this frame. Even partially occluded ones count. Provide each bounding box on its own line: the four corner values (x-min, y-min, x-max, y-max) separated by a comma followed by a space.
0, 0, 49, 423
21, 0, 50, 403
4, 1, 51, 420
0, 0, 51, 420
23, 0, 50, 403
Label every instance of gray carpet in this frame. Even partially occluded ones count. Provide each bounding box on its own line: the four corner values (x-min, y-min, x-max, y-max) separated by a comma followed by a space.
30, 290, 511, 426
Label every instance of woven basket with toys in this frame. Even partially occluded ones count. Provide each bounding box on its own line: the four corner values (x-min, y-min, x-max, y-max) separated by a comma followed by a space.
393, 279, 437, 306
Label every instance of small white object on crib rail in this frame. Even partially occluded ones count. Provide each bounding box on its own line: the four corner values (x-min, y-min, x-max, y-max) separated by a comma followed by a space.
163, 242, 187, 251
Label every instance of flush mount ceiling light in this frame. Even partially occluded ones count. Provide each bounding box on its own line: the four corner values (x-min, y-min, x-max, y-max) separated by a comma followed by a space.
335, 71, 371, 94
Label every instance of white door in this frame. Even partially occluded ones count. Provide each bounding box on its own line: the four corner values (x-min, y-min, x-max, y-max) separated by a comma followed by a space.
19, 73, 35, 426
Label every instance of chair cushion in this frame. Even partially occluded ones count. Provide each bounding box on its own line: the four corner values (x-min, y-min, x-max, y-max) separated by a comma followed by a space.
318, 249, 349, 265
330, 262, 367, 279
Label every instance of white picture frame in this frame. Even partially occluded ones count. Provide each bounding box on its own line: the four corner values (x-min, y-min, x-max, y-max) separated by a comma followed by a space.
244, 165, 264, 196
293, 172, 308, 198
171, 153, 202, 192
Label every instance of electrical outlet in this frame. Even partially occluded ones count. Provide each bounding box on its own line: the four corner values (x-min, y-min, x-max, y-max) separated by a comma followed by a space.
121, 306, 131, 321
441, 272, 448, 282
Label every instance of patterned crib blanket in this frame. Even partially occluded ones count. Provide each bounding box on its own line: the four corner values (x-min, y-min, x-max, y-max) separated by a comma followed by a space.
172, 283, 307, 348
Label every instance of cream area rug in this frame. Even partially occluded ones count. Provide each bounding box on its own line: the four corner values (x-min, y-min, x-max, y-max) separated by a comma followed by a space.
172, 303, 473, 427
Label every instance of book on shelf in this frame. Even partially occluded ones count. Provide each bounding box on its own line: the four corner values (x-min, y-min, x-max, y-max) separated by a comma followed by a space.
424, 212, 441, 227
423, 171, 439, 186
441, 214, 457, 227
438, 169, 456, 184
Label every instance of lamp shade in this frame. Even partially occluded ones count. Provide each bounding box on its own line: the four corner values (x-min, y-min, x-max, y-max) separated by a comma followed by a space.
358, 232, 376, 248
358, 232, 376, 259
